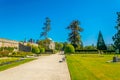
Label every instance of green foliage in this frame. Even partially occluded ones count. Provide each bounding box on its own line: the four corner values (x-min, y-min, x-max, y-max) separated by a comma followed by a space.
11, 52, 33, 57
0, 50, 10, 57
0, 47, 15, 57
75, 44, 84, 50
63, 42, 68, 50
66, 20, 83, 49
84, 45, 96, 50
64, 44, 75, 53
32, 46, 40, 54
113, 12, 120, 53
55, 42, 63, 51
40, 48, 45, 53
38, 39, 51, 50
97, 31, 107, 50
107, 44, 115, 51
0, 47, 4, 51
0, 47, 14, 52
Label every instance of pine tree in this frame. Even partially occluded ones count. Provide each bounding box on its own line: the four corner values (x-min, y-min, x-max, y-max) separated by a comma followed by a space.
41, 17, 51, 39
67, 20, 83, 49
40, 17, 51, 50
112, 12, 120, 54
97, 31, 107, 51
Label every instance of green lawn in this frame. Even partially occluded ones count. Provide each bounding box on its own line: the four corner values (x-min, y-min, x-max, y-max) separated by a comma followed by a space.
66, 54, 120, 80
0, 58, 35, 71
0, 58, 21, 64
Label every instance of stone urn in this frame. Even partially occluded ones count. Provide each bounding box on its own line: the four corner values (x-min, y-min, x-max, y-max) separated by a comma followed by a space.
113, 56, 118, 62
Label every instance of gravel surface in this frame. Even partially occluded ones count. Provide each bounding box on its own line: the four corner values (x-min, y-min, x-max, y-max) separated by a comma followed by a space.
0, 53, 71, 80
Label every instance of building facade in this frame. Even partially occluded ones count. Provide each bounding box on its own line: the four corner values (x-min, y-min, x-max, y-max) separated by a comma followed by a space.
0, 39, 19, 48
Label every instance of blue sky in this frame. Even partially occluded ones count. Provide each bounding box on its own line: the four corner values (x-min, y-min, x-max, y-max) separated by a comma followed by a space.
0, 0, 120, 46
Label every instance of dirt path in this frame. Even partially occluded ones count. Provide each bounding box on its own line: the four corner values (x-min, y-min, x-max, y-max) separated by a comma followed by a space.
0, 53, 71, 80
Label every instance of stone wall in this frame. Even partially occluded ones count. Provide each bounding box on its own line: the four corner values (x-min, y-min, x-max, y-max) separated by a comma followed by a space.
18, 43, 31, 52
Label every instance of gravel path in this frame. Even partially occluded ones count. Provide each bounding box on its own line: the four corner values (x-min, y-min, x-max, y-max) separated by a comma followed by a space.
0, 53, 71, 80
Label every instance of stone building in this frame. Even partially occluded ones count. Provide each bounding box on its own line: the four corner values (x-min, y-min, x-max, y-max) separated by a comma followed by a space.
0, 38, 38, 52
0, 38, 55, 52
0, 38, 19, 48
48, 38, 55, 50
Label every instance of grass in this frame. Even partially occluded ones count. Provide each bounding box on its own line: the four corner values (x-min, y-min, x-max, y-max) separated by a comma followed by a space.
66, 54, 120, 80
0, 58, 35, 71
0, 58, 21, 64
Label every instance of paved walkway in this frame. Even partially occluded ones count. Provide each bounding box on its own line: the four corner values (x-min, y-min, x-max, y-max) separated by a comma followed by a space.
0, 53, 71, 80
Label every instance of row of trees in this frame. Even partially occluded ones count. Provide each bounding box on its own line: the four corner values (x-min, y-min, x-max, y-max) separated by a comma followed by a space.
65, 12, 120, 53
66, 19, 107, 52
37, 12, 120, 54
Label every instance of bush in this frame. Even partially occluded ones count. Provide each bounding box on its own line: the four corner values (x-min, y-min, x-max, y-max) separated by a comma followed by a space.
10, 51, 33, 57
32, 46, 40, 54
64, 44, 75, 54
0, 47, 14, 52
0, 50, 10, 57
40, 48, 45, 53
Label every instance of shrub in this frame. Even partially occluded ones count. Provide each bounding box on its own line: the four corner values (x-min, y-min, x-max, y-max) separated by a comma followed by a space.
0, 47, 14, 52
40, 48, 45, 53
64, 44, 75, 53
7, 47, 14, 52
0, 50, 10, 57
32, 46, 40, 54
11, 51, 33, 57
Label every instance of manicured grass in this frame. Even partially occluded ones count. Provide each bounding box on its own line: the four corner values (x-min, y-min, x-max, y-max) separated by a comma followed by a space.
0, 58, 35, 71
0, 58, 21, 64
66, 54, 120, 80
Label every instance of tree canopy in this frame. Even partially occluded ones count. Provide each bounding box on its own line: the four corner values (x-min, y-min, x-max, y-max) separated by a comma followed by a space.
55, 42, 63, 51
66, 20, 83, 49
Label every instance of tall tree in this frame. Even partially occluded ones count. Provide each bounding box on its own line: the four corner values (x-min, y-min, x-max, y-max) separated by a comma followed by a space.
41, 17, 51, 39
67, 20, 83, 49
97, 31, 107, 51
112, 12, 120, 54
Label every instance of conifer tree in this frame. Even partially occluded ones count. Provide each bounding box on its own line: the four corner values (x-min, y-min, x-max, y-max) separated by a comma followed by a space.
40, 17, 51, 50
97, 31, 107, 51
41, 17, 51, 39
112, 12, 120, 54
67, 20, 83, 49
